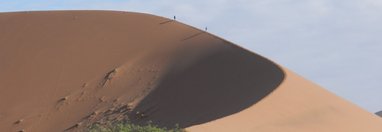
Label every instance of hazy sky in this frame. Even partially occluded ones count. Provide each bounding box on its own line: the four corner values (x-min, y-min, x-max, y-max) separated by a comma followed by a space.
1, 0, 381, 112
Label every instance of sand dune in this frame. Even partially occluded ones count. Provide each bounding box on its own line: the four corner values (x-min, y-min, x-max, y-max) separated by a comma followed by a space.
0, 11, 381, 132
376, 111, 382, 117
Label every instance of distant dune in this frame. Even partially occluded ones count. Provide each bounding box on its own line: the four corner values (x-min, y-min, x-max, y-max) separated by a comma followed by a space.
1, 11, 381, 132
376, 111, 382, 117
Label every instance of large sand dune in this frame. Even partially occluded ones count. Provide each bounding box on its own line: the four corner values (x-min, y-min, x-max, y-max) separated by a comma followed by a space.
0, 11, 381, 132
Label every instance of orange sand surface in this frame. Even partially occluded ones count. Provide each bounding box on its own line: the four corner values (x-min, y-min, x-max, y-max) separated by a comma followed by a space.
0, 11, 381, 132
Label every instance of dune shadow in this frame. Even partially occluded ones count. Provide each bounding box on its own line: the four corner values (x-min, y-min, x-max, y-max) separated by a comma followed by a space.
159, 20, 175, 25
181, 32, 205, 41
130, 43, 285, 128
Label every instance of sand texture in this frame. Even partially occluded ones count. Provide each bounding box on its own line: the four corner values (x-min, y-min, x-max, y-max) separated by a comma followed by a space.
0, 11, 381, 132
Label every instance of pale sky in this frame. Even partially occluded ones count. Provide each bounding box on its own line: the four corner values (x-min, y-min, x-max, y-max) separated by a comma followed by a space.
1, 0, 381, 112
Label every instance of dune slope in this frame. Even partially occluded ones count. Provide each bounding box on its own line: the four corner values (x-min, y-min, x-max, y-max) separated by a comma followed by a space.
0, 10, 283, 131
188, 68, 382, 131
0, 11, 381, 132
130, 39, 284, 128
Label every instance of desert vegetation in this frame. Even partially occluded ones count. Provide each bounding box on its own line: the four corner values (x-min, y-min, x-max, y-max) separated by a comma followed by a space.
88, 122, 184, 132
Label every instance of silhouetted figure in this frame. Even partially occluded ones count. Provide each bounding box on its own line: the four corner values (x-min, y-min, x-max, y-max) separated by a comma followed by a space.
173, 16, 176, 20
205, 27, 208, 31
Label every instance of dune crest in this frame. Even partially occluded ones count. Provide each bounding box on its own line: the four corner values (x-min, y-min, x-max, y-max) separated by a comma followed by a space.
1, 11, 381, 132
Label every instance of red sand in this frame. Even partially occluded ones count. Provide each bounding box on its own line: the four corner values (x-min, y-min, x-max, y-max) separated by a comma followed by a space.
0, 11, 381, 132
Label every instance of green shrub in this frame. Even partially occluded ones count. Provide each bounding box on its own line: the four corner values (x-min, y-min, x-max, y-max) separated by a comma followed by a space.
88, 122, 184, 132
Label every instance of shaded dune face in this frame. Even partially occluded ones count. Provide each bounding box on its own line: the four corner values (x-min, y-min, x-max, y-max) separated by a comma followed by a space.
131, 43, 285, 128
